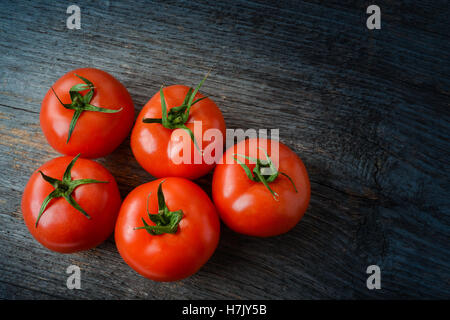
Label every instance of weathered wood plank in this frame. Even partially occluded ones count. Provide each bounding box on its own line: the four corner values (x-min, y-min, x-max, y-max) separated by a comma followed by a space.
0, 0, 449, 299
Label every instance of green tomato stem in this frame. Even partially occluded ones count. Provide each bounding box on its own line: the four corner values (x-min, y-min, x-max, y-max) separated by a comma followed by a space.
142, 74, 211, 152
134, 180, 184, 236
35, 154, 108, 227
233, 147, 298, 201
51, 74, 122, 143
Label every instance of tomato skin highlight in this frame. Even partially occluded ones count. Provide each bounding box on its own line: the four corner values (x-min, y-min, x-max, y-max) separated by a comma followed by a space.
21, 156, 122, 253
130, 85, 226, 180
40, 68, 135, 158
212, 138, 311, 237
115, 177, 220, 281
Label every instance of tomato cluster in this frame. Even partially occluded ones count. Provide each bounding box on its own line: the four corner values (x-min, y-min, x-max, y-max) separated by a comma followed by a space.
22, 68, 310, 282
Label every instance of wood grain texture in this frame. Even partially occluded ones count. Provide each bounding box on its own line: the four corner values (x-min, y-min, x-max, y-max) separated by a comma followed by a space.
0, 0, 449, 299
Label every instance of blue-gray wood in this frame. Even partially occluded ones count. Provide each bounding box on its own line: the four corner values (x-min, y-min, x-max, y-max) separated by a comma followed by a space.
0, 0, 448, 299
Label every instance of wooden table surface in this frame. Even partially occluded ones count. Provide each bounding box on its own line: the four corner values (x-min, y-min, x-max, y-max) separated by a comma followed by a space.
0, 0, 449, 299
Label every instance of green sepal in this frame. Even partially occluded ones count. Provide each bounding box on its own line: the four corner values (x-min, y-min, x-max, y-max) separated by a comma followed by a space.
63, 154, 80, 181
253, 166, 279, 200
51, 87, 71, 109
185, 72, 209, 116
74, 74, 94, 91
233, 157, 255, 181
179, 124, 202, 153
280, 172, 298, 193
70, 83, 91, 92
180, 87, 194, 108
84, 104, 123, 113
36, 189, 62, 227
38, 170, 61, 189
67, 110, 82, 143
63, 194, 91, 220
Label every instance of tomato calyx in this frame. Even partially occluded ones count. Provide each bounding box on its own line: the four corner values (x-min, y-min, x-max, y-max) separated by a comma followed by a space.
51, 74, 123, 143
233, 148, 298, 201
35, 154, 108, 227
142, 74, 210, 152
134, 180, 183, 236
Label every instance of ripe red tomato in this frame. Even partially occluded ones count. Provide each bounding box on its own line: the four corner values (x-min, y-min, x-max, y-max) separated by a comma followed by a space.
22, 155, 122, 253
40, 68, 135, 158
130, 78, 226, 180
115, 177, 220, 281
212, 138, 310, 237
